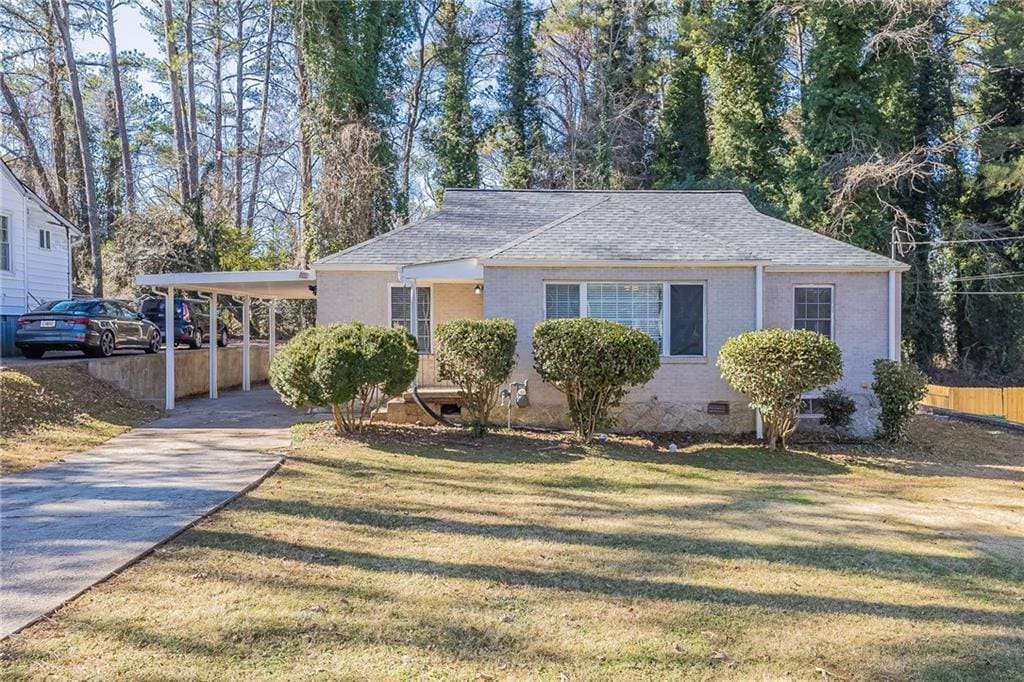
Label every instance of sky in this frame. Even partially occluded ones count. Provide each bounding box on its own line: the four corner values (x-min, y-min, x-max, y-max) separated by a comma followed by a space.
77, 3, 162, 96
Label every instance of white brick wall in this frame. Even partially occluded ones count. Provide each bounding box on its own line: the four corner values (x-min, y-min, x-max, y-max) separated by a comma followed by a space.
316, 266, 895, 436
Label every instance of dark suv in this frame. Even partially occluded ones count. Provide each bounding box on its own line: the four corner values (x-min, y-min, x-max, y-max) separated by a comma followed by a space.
140, 298, 229, 349
15, 299, 162, 358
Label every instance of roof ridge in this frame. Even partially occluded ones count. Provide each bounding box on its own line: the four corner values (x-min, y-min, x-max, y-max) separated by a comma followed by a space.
480, 196, 611, 259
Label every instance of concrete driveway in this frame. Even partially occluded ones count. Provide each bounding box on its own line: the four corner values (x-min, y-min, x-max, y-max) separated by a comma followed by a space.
0, 387, 314, 638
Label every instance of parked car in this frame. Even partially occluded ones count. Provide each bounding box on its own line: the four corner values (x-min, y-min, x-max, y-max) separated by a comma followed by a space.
15, 299, 162, 359
139, 297, 229, 349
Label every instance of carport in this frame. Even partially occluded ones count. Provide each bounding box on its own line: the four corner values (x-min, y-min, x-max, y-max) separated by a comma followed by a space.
134, 270, 316, 410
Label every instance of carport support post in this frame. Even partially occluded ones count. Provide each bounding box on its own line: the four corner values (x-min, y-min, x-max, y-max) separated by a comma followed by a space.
242, 296, 251, 391
268, 299, 276, 363
209, 292, 218, 399
164, 287, 175, 410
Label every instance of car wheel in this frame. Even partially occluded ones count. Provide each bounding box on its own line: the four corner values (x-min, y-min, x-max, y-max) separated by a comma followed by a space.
145, 332, 160, 354
218, 329, 228, 347
94, 331, 115, 358
22, 348, 45, 359
190, 329, 203, 349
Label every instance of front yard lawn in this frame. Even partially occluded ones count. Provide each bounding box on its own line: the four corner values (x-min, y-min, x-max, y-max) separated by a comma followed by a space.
0, 366, 159, 475
3, 416, 1023, 680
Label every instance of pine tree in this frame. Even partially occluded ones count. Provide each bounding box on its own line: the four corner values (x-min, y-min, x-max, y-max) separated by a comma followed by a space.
496, 0, 545, 189
653, 0, 709, 187
433, 0, 480, 193
702, 0, 787, 204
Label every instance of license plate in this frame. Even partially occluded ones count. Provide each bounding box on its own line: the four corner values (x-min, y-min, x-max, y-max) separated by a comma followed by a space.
40, 320, 56, 328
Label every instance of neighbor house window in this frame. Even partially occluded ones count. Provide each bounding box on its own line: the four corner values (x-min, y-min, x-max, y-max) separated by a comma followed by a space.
0, 215, 10, 270
390, 285, 432, 353
39, 229, 51, 250
794, 286, 833, 338
544, 282, 705, 357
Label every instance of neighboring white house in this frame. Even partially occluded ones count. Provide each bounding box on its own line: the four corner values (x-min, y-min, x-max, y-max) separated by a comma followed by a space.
0, 160, 83, 353
313, 189, 908, 438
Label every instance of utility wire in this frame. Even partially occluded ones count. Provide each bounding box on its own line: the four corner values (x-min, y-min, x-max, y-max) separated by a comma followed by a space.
948, 291, 1024, 295
935, 271, 1024, 283
908, 234, 1024, 246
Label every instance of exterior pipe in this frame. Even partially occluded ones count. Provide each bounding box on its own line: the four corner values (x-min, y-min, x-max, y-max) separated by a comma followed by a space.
754, 265, 764, 440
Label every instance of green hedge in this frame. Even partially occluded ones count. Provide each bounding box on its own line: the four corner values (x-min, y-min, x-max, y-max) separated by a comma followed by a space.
435, 318, 517, 436
718, 328, 843, 449
270, 322, 418, 433
532, 318, 660, 442
872, 359, 927, 441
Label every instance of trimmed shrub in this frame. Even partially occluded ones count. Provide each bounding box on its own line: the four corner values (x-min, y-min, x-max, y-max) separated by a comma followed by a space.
872, 359, 927, 441
270, 322, 418, 433
435, 318, 517, 436
717, 329, 843, 450
820, 388, 856, 432
532, 318, 660, 442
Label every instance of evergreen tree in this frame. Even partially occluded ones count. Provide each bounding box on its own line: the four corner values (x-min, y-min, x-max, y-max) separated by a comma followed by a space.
702, 0, 787, 204
953, 0, 1024, 372
788, 3, 890, 254
653, 0, 709, 187
496, 0, 545, 189
433, 0, 480, 193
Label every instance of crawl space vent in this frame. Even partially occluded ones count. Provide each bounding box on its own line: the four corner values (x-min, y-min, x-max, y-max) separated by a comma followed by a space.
707, 401, 730, 415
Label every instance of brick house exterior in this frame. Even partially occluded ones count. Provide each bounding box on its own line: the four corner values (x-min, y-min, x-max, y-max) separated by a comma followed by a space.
314, 190, 907, 437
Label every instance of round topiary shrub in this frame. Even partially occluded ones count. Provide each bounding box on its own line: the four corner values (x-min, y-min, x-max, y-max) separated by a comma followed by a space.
717, 328, 843, 450
270, 322, 418, 433
532, 318, 661, 442
871, 358, 927, 441
435, 318, 517, 436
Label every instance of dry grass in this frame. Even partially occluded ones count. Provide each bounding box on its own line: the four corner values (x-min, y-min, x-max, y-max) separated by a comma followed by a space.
0, 366, 160, 475
2, 416, 1023, 680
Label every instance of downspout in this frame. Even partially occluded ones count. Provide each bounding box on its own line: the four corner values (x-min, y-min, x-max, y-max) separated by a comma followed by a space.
888, 270, 898, 361
754, 265, 764, 439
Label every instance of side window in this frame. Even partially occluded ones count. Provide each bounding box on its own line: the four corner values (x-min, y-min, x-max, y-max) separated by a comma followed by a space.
794, 286, 833, 338
390, 286, 431, 353
39, 229, 51, 249
545, 283, 581, 319
0, 215, 10, 271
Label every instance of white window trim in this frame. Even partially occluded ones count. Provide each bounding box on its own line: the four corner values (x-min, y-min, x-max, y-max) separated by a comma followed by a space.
388, 282, 434, 355
39, 228, 52, 250
0, 213, 11, 272
543, 280, 707, 359
793, 284, 835, 339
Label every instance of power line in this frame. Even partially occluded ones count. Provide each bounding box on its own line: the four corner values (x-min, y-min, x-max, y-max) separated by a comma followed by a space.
949, 291, 1024, 295
936, 271, 1024, 283
909, 235, 1024, 246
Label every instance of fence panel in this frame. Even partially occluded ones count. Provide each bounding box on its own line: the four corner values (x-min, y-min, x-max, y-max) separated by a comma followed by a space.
923, 384, 951, 409
1005, 388, 1024, 424
948, 387, 1004, 417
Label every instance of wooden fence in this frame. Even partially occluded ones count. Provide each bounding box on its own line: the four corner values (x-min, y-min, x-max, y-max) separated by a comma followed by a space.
922, 384, 1024, 424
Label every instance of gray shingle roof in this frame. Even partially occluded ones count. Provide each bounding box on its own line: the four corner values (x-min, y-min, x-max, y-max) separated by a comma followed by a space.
314, 189, 904, 270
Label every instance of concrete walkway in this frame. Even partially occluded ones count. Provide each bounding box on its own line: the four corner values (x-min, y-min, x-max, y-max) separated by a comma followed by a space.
1, 387, 312, 638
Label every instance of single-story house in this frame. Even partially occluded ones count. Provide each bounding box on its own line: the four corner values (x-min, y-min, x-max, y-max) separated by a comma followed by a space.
313, 189, 907, 437
1, 159, 83, 355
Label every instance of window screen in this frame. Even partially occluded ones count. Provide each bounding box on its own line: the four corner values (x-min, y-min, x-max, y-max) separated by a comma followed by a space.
586, 283, 663, 346
669, 284, 704, 356
0, 216, 9, 271
390, 286, 432, 352
794, 287, 833, 338
545, 284, 580, 319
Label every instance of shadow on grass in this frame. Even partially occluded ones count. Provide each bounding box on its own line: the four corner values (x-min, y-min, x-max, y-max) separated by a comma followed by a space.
310, 423, 848, 475
184, 529, 1024, 630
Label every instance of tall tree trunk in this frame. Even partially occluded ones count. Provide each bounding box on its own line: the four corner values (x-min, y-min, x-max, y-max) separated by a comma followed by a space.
44, 1, 70, 216
295, 1, 311, 269
163, 0, 192, 204
234, 1, 246, 228
400, 0, 437, 219
102, 91, 122, 227
0, 75, 60, 208
104, 0, 136, 212
213, 0, 225, 216
184, 0, 200, 196
51, 0, 103, 295
245, 4, 275, 230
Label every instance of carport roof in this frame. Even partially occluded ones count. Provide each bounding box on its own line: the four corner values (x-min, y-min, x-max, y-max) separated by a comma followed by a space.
135, 270, 317, 299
